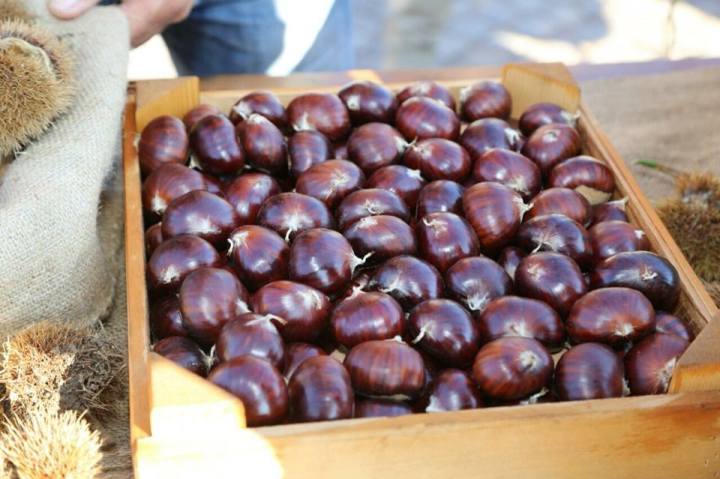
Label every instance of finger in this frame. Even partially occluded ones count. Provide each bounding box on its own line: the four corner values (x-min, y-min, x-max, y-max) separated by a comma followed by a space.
47, 0, 101, 19
121, 0, 193, 48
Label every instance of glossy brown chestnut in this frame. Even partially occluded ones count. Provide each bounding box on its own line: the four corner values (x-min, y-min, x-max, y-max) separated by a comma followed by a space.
516, 214, 593, 269
423, 369, 483, 412
183, 104, 222, 131
589, 220, 650, 263
497, 246, 525, 281
288, 356, 354, 422
229, 90, 288, 130
592, 198, 629, 225
338, 80, 399, 125
138, 115, 188, 176
355, 398, 413, 417
201, 172, 225, 196
333, 142, 349, 160
331, 291, 404, 348
346, 122, 406, 174
147, 235, 222, 293
179, 267, 250, 345
590, 251, 680, 311
444, 256, 512, 312
625, 333, 689, 395
396, 81, 456, 111
342, 215, 417, 262
215, 313, 285, 368
142, 163, 207, 218
251, 280, 331, 342
295, 159, 366, 209
345, 339, 425, 397
472, 337, 553, 401
416, 180, 464, 218
153, 336, 208, 376
459, 81, 511, 121
521, 123, 581, 176
228, 225, 289, 290
478, 296, 564, 349
209, 355, 288, 426
236, 113, 287, 175
224, 172, 281, 225
518, 102, 577, 136
555, 342, 624, 400
256, 192, 335, 240
416, 212, 479, 273
459, 118, 521, 158
549, 155, 615, 204
190, 114, 245, 175
368, 255, 444, 309
567, 287, 655, 346
366, 165, 427, 207
145, 223, 163, 258
515, 252, 588, 316
525, 187, 593, 226
408, 299, 479, 367
283, 342, 326, 380
150, 296, 188, 340
161, 190, 240, 248
395, 97, 460, 141
655, 312, 694, 342
403, 138, 471, 182
287, 93, 351, 141
472, 149, 541, 201
289, 228, 365, 295
462, 182, 529, 253
336, 188, 411, 230
287, 130, 333, 178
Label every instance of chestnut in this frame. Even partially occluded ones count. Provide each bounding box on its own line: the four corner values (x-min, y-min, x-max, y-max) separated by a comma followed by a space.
150, 296, 188, 340
423, 369, 483, 412
347, 123, 406, 174
444, 256, 512, 312
236, 113, 287, 175
283, 343, 326, 380
366, 165, 427, 207
497, 246, 525, 281
515, 214, 593, 269
287, 93, 351, 141
228, 225, 289, 290
190, 114, 245, 175
147, 235, 222, 293
525, 187, 593, 226
478, 296, 564, 350
397, 81, 456, 111
368, 255, 444, 309
515, 252, 587, 316
589, 220, 650, 263
655, 312, 694, 342
518, 102, 577, 136
161, 190, 240, 248
339, 80, 399, 125
183, 104, 222, 131
334, 142, 349, 160
408, 299, 479, 367
295, 159, 366, 209
153, 336, 209, 376
201, 172, 225, 197
288, 130, 333, 178
555, 343, 624, 400
521, 123, 581, 176
395, 97, 460, 141
229, 90, 288, 130
416, 212, 479, 273
179, 267, 250, 345
343, 215, 417, 262
590, 251, 680, 311
463, 182, 529, 253
567, 287, 655, 346
592, 198, 629, 225
209, 355, 288, 426
403, 138, 471, 182
416, 180, 464, 218
251, 280, 331, 343
138, 115, 188, 176
145, 223, 163, 257
472, 149, 541, 201
142, 163, 207, 218
625, 333, 689, 395
336, 188, 411, 230
549, 155, 615, 204
472, 337, 553, 401
344, 339, 425, 397
289, 228, 366, 295
355, 398, 413, 418
288, 356, 354, 422
215, 313, 285, 369
459, 118, 521, 158
459, 81, 511, 121
225, 172, 281, 225
331, 291, 404, 348
256, 192, 335, 241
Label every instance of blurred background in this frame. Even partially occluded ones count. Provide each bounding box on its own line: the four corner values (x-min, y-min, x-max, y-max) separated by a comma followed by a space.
128, 0, 720, 79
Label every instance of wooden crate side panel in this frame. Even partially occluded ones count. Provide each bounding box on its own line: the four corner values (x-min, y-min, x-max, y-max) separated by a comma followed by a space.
501, 62, 580, 117
136, 77, 200, 131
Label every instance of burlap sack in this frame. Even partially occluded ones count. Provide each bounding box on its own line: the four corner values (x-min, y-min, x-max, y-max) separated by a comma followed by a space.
0, 3, 129, 335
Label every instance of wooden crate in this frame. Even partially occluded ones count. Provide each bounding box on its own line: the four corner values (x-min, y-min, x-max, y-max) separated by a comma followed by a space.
124, 63, 720, 478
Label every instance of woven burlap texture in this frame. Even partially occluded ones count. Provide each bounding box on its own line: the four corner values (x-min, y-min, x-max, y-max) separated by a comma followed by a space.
0, 3, 129, 335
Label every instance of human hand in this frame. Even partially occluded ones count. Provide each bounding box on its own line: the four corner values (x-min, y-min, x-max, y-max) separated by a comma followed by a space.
47, 0, 193, 47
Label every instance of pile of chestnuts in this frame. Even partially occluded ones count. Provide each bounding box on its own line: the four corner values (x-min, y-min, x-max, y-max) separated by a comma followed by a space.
141, 79, 693, 427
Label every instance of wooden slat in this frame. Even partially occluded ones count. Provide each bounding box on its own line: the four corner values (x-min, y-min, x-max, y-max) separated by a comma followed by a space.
502, 63, 581, 117
671, 311, 720, 393
136, 77, 200, 131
